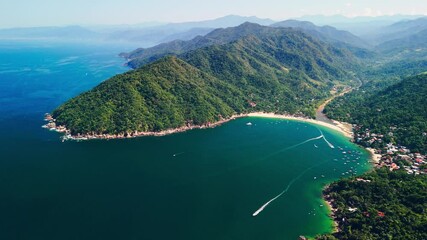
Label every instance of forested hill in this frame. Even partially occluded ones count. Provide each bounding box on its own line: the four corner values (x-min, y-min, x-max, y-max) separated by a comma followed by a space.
121, 22, 358, 69
53, 57, 245, 134
52, 26, 358, 136
317, 168, 427, 240
325, 73, 427, 153
121, 22, 277, 68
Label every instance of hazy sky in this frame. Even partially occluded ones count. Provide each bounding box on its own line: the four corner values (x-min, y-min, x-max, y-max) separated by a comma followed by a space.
1, 0, 427, 28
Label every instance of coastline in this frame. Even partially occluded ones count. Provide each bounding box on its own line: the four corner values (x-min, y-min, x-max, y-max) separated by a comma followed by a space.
246, 112, 354, 139
322, 185, 340, 237
44, 111, 354, 141
323, 185, 339, 234
366, 147, 382, 164
43, 113, 248, 141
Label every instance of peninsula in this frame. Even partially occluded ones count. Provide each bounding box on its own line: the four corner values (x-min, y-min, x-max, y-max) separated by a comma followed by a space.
48, 23, 359, 140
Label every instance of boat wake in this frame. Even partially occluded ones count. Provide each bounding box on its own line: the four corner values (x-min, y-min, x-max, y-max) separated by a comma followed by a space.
252, 161, 326, 216
318, 128, 335, 149
262, 135, 323, 161
253, 128, 335, 217
173, 152, 185, 157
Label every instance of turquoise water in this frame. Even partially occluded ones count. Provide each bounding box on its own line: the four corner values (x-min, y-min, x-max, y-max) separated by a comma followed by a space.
0, 40, 371, 240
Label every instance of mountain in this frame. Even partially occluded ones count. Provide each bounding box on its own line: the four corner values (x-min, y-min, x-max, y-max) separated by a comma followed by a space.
297, 14, 425, 36
52, 57, 245, 134
121, 22, 284, 68
122, 22, 362, 69
106, 27, 214, 46
363, 17, 427, 45
0, 15, 274, 47
377, 28, 427, 54
163, 15, 275, 29
105, 15, 274, 46
271, 19, 370, 49
0, 26, 101, 40
52, 25, 357, 136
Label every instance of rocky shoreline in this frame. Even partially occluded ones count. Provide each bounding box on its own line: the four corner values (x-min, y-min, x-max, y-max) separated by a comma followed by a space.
43, 111, 355, 142
42, 113, 249, 141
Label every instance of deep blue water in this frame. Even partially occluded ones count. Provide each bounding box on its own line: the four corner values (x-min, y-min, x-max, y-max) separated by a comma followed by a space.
0, 40, 371, 240
0, 40, 133, 141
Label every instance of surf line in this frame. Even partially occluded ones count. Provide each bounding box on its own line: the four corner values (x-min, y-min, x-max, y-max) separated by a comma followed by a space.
252, 161, 325, 217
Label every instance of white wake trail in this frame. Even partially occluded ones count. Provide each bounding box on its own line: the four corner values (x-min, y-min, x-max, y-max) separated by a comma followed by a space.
252, 161, 324, 216
322, 135, 335, 148
262, 135, 323, 161
318, 129, 335, 149
173, 152, 185, 157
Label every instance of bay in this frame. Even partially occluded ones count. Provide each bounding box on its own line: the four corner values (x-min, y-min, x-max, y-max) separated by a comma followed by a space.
0, 40, 371, 240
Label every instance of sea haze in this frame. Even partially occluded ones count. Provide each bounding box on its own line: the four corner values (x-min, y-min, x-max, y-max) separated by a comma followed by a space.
0, 40, 371, 240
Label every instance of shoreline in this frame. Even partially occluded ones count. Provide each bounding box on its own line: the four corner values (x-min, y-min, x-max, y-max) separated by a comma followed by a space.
365, 147, 382, 164
246, 112, 354, 139
43, 113, 248, 141
44, 111, 354, 141
322, 186, 340, 236
323, 186, 339, 234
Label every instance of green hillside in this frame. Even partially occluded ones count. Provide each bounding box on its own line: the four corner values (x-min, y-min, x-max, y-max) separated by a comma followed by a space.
53, 57, 246, 135
122, 22, 358, 69
325, 73, 427, 153
52, 27, 358, 136
317, 168, 427, 240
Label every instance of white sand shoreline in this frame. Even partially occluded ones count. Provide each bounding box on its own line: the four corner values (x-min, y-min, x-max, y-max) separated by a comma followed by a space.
365, 147, 382, 163
246, 112, 354, 139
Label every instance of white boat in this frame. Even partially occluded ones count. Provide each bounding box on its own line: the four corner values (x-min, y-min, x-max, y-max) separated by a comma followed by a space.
246, 122, 253, 126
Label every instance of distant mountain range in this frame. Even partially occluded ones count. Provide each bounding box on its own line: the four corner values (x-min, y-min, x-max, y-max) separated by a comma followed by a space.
271, 19, 370, 49
298, 14, 426, 36
0, 15, 274, 47
0, 26, 101, 40
121, 22, 298, 68
122, 20, 370, 68
2, 14, 426, 53
370, 17, 427, 53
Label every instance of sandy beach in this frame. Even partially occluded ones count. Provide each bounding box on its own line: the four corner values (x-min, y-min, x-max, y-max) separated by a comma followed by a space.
366, 147, 382, 163
247, 112, 354, 139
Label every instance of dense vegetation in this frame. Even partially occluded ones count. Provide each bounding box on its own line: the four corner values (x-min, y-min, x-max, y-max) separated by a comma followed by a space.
318, 17, 427, 240
325, 73, 427, 153
121, 22, 283, 68
53, 57, 245, 135
53, 24, 358, 136
317, 168, 427, 240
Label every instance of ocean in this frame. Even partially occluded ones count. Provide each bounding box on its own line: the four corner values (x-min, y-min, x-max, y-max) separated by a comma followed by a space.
0, 40, 371, 240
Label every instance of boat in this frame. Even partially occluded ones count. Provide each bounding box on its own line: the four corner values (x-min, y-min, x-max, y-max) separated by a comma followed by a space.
246, 122, 253, 126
